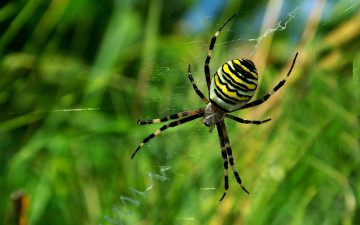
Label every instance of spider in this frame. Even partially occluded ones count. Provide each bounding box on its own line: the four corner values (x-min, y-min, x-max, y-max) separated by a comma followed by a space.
132, 13, 298, 201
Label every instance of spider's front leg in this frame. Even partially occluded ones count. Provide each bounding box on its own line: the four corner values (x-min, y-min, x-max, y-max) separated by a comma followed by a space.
239, 52, 298, 110
132, 112, 205, 159
204, 14, 237, 90
137, 108, 205, 125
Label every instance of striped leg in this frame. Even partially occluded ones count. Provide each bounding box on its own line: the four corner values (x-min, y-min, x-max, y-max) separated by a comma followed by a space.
188, 64, 209, 104
216, 123, 229, 201
204, 14, 237, 91
138, 108, 205, 125
132, 112, 204, 159
240, 52, 298, 110
220, 120, 249, 195
225, 114, 271, 125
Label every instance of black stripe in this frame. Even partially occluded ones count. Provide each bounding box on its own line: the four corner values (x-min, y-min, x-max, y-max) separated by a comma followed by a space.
273, 80, 285, 92
205, 57, 210, 64
210, 99, 230, 112
227, 62, 257, 87
217, 123, 225, 145
233, 61, 258, 82
170, 114, 180, 119
229, 62, 256, 83
220, 67, 250, 92
214, 88, 238, 105
221, 150, 227, 159
195, 89, 203, 97
227, 154, 234, 165
240, 59, 257, 74
233, 171, 242, 183
209, 37, 216, 50
220, 67, 254, 94
216, 72, 244, 94
158, 112, 182, 122
221, 74, 253, 99
144, 133, 155, 143
234, 67, 257, 87
215, 74, 251, 102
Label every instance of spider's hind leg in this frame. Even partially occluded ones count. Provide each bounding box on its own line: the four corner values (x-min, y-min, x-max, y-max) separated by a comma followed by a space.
239, 52, 298, 110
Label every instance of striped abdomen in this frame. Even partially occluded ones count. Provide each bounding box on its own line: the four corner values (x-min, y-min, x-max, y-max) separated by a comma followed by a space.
209, 59, 258, 112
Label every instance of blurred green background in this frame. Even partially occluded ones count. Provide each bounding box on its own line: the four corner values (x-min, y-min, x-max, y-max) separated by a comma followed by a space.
1, 0, 359, 224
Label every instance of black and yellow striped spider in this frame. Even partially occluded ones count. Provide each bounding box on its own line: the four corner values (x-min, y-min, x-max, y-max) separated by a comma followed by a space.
132, 14, 298, 201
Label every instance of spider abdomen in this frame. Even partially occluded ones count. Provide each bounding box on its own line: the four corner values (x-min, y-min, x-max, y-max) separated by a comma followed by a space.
209, 59, 258, 112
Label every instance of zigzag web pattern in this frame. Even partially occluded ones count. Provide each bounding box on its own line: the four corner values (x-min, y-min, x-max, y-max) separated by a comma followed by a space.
249, 6, 299, 56
101, 166, 170, 225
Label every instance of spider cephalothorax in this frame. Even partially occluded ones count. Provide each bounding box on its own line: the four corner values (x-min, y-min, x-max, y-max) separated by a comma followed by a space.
132, 13, 298, 201
203, 102, 225, 128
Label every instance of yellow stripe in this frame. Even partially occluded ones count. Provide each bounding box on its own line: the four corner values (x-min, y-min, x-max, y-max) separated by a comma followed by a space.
233, 60, 258, 79
215, 74, 251, 101
222, 64, 256, 89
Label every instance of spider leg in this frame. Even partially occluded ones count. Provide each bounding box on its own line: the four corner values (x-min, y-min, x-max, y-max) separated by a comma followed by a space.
216, 123, 229, 201
204, 14, 237, 91
132, 112, 204, 159
225, 114, 271, 125
188, 64, 209, 104
240, 52, 298, 110
138, 108, 205, 125
220, 120, 250, 195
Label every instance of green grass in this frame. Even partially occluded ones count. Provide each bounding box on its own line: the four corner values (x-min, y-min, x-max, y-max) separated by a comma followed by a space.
1, 0, 360, 224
